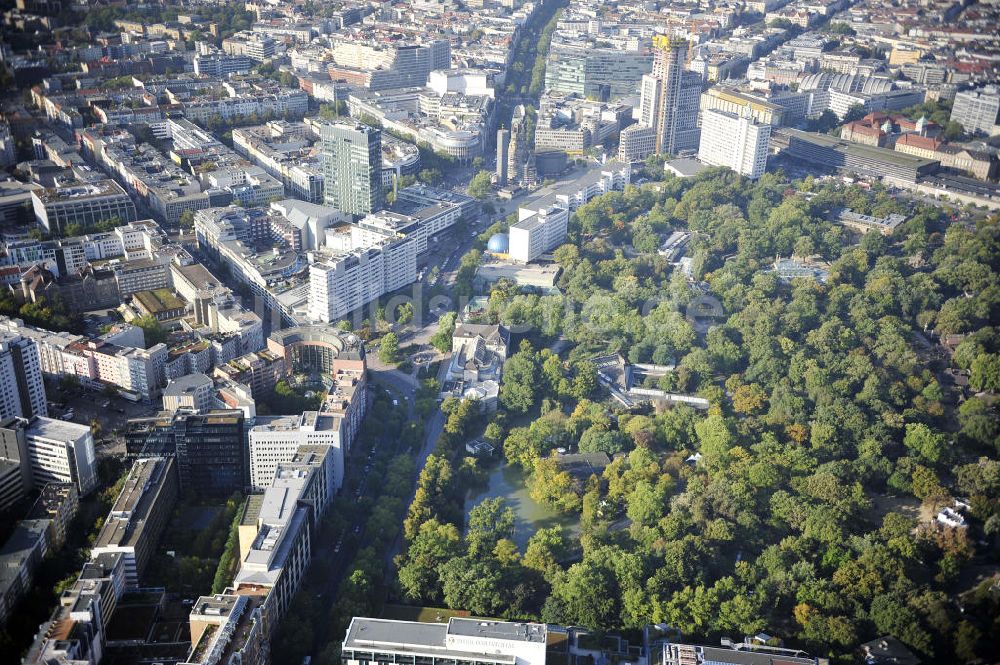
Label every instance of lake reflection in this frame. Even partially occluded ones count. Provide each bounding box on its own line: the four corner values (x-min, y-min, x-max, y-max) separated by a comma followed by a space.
464, 463, 581, 550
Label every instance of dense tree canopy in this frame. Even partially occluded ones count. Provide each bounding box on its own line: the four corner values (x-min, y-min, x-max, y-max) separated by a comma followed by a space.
394, 168, 1000, 663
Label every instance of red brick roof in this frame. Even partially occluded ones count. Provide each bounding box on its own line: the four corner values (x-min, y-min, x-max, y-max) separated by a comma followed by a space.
845, 120, 884, 137
896, 134, 942, 151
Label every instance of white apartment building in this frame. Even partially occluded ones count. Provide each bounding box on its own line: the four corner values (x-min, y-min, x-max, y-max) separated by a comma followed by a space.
0, 318, 83, 378
0, 318, 167, 401
698, 108, 771, 180
248, 412, 347, 490
108, 344, 169, 401
193, 54, 254, 77
181, 90, 309, 124
0, 332, 48, 420
307, 237, 416, 323
112, 257, 172, 296
222, 33, 276, 61
21, 417, 97, 495
343, 205, 460, 255
509, 204, 569, 264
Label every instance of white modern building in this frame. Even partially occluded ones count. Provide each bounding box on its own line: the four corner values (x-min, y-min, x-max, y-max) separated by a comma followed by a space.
697, 108, 771, 180
328, 204, 461, 257
0, 332, 47, 420
341, 617, 547, 665
1, 417, 98, 495
193, 53, 254, 77
507, 163, 630, 264
182, 447, 334, 665
307, 237, 416, 323
509, 204, 570, 264
427, 69, 495, 98
248, 411, 348, 490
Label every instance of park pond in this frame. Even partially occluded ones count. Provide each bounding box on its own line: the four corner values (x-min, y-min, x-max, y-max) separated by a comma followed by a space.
464, 463, 581, 550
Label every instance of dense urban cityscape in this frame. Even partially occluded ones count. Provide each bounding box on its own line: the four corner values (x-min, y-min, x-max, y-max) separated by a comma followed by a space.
0, 0, 997, 664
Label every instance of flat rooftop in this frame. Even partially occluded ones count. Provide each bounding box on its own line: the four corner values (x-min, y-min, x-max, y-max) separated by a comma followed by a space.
665, 157, 708, 178
698, 646, 817, 665
343, 617, 546, 654
782, 128, 938, 169
191, 594, 240, 618
250, 412, 337, 433
94, 457, 172, 549
163, 373, 213, 397
33, 179, 127, 204
448, 618, 546, 643
26, 416, 90, 443
175, 262, 226, 292
345, 618, 449, 651
476, 261, 560, 289
133, 288, 186, 313
240, 494, 264, 527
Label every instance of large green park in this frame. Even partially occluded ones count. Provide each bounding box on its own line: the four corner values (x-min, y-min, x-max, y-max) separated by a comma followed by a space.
391, 166, 1000, 664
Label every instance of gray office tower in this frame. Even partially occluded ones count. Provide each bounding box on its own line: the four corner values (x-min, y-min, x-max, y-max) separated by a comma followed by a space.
320, 122, 383, 216
496, 129, 510, 187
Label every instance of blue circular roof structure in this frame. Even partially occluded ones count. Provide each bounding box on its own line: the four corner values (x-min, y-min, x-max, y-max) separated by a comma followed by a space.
487, 233, 509, 253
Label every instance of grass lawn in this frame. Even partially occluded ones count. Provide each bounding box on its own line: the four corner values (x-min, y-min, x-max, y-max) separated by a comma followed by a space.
381, 604, 472, 623
547, 630, 570, 651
